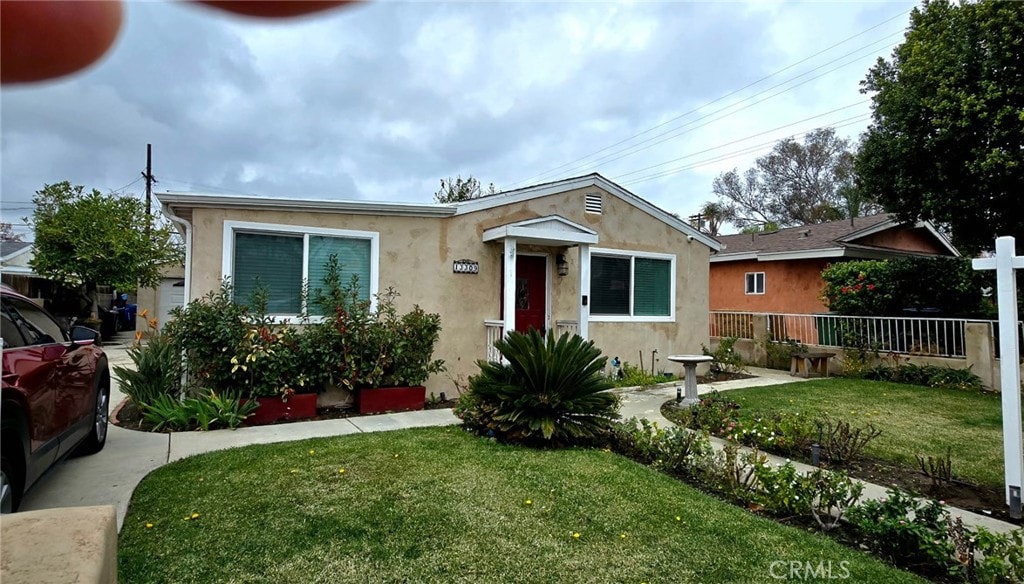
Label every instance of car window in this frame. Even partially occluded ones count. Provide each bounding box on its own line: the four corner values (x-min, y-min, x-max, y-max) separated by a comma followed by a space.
4, 297, 67, 345
1, 309, 28, 349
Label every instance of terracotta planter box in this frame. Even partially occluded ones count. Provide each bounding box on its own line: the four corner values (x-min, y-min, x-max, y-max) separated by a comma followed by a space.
243, 393, 318, 426
358, 386, 426, 415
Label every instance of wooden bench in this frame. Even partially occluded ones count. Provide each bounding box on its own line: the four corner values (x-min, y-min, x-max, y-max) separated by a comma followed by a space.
790, 351, 835, 378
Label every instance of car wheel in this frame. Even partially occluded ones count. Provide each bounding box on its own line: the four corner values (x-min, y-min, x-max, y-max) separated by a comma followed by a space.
75, 372, 109, 456
1, 451, 23, 513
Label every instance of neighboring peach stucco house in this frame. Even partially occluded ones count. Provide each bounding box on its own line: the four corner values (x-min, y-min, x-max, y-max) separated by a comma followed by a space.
158, 174, 722, 393
710, 214, 959, 315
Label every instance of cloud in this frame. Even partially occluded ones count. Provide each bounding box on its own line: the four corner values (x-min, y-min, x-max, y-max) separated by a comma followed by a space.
1, 0, 917, 238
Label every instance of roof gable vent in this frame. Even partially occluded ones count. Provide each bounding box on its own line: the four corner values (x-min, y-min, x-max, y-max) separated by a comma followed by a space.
585, 192, 602, 214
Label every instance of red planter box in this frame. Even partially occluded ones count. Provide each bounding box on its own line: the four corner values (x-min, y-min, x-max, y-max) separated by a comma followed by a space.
358, 386, 426, 415
243, 393, 318, 426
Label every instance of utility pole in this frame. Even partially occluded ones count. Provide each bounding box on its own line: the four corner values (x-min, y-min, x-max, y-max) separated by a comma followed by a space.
142, 143, 154, 236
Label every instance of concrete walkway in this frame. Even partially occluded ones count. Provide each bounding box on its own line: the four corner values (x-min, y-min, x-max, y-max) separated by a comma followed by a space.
19, 350, 1019, 536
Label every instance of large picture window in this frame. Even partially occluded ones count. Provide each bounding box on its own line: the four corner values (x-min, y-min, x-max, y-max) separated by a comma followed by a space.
224, 221, 379, 318
590, 249, 674, 321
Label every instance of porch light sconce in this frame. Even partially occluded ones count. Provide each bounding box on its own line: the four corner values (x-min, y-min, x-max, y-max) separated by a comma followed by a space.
453, 259, 479, 274
556, 254, 569, 277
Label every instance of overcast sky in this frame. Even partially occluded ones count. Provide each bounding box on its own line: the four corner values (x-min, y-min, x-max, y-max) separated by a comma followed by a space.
1, 0, 918, 239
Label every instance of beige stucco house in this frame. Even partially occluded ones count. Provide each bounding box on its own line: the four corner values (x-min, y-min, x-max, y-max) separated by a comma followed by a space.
157, 174, 722, 393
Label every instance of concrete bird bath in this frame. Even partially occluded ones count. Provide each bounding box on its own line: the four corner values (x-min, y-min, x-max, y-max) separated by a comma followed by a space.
667, 354, 713, 406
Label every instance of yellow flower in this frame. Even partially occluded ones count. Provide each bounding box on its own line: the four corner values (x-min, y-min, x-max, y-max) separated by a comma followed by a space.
309, 450, 315, 455
394, 454, 400, 458
145, 523, 154, 529
572, 532, 581, 539
290, 469, 299, 474
339, 468, 346, 474
191, 513, 200, 519
620, 533, 627, 539
675, 516, 682, 522
524, 499, 532, 505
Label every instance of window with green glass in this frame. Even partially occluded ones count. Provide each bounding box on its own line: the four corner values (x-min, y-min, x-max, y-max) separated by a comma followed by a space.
590, 252, 673, 318
233, 232, 303, 315
232, 228, 375, 317
633, 257, 671, 316
307, 236, 372, 314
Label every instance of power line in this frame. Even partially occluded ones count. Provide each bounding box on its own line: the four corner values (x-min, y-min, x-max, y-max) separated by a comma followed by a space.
611, 101, 867, 180
507, 8, 911, 188
618, 114, 871, 187
522, 34, 900, 183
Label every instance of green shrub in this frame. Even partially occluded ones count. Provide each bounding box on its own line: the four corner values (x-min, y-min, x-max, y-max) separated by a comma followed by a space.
805, 469, 863, 532
113, 330, 182, 406
611, 362, 672, 388
764, 338, 808, 370
687, 391, 741, 434
970, 526, 1024, 583
610, 418, 712, 477
702, 336, 745, 374
724, 412, 817, 457
164, 281, 250, 394
456, 329, 619, 446
863, 354, 983, 392
822, 257, 991, 317
847, 488, 957, 575
142, 391, 258, 432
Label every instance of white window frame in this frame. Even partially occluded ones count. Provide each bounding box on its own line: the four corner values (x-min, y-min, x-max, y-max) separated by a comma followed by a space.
588, 247, 675, 323
745, 271, 765, 295
222, 220, 380, 322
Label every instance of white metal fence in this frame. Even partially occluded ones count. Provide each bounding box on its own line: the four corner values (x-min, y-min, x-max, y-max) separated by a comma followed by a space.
709, 311, 1016, 359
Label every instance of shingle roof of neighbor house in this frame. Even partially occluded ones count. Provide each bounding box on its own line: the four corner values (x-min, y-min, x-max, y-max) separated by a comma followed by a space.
0, 241, 32, 260
711, 214, 959, 262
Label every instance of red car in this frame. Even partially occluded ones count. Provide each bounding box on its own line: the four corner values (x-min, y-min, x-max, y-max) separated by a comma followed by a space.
1, 285, 109, 513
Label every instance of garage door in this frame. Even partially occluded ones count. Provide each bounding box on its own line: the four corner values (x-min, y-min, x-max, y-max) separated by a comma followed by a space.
157, 279, 185, 329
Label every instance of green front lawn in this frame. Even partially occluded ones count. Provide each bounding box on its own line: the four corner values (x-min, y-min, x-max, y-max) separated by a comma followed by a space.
119, 427, 921, 583
722, 379, 1007, 489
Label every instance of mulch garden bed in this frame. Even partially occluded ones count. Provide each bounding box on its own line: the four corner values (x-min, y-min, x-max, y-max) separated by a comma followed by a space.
112, 396, 459, 433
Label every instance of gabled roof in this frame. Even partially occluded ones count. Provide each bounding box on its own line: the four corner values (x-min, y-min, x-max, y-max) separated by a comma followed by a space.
453, 173, 722, 251
482, 215, 599, 246
711, 214, 959, 263
0, 241, 32, 261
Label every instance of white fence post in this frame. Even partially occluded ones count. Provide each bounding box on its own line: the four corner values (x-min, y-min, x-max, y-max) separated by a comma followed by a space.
973, 236, 1024, 518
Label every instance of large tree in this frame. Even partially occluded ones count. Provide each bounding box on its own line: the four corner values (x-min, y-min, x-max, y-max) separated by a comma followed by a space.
858, 0, 1024, 254
433, 175, 497, 203
28, 182, 182, 319
710, 128, 874, 229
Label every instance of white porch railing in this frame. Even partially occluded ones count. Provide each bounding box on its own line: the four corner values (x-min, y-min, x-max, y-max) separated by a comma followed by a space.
555, 319, 579, 338
484, 320, 504, 362
709, 310, 1011, 359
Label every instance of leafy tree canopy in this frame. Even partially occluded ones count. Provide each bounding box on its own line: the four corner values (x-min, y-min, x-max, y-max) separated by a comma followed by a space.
0, 222, 22, 242
857, 0, 1024, 254
28, 181, 183, 315
433, 175, 497, 203
708, 128, 881, 231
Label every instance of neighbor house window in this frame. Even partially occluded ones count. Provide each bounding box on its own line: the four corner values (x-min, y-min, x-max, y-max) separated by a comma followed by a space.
745, 272, 765, 295
590, 249, 674, 321
224, 221, 378, 318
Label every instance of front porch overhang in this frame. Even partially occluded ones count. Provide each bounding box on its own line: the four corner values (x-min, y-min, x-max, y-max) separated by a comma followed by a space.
485, 216, 596, 343
482, 215, 598, 246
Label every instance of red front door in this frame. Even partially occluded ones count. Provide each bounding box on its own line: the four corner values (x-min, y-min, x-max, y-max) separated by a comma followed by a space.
514, 255, 547, 333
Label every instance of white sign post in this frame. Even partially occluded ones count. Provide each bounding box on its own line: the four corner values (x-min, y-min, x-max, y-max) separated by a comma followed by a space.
973, 236, 1024, 518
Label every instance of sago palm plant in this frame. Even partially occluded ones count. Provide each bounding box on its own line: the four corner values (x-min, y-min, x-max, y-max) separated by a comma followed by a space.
460, 329, 619, 445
